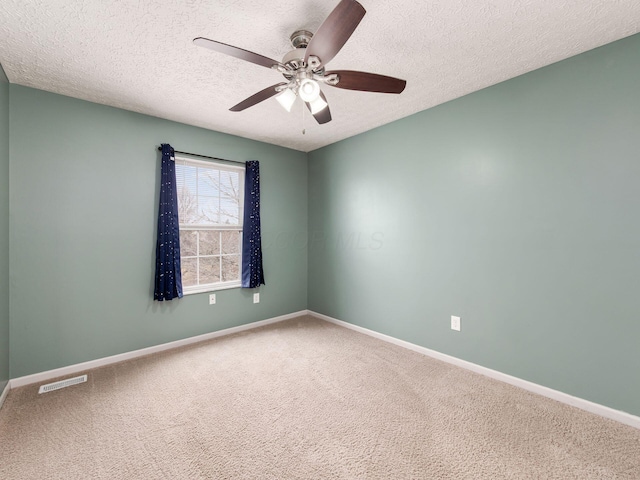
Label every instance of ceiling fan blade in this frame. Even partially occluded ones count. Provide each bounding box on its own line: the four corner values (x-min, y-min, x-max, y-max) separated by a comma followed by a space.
194, 37, 283, 70
230, 83, 288, 112
304, 0, 366, 67
306, 92, 332, 125
325, 70, 406, 94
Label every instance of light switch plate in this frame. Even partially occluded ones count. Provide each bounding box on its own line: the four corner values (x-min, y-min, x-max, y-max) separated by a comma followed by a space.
253, 293, 260, 304
209, 294, 216, 305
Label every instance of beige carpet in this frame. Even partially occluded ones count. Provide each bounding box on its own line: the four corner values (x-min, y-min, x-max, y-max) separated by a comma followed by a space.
1, 316, 639, 479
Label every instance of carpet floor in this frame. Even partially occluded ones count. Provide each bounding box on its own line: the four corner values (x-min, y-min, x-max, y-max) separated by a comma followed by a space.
1, 315, 639, 479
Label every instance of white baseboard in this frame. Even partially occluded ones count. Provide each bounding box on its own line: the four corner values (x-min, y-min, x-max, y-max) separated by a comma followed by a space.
9, 309, 639, 431
309, 310, 640, 430
10, 310, 308, 389
0, 380, 10, 411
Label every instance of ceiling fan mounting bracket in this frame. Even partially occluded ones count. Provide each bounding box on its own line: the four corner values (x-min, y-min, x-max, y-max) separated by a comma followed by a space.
290, 30, 313, 49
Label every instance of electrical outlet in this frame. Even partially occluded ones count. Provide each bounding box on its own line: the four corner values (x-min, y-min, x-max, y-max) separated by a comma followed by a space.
451, 315, 461, 331
253, 293, 260, 304
209, 294, 216, 305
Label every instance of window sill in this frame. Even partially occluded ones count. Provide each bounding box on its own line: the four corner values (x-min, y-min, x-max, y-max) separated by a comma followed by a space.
183, 282, 241, 295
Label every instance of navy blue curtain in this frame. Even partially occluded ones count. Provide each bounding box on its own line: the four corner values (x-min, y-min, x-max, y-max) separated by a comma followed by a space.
154, 144, 183, 301
242, 161, 265, 288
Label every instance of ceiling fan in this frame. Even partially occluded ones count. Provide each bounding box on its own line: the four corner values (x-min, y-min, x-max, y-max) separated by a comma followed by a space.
193, 0, 406, 125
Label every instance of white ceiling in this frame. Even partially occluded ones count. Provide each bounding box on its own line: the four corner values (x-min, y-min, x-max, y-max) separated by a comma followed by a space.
1, 1, 640, 152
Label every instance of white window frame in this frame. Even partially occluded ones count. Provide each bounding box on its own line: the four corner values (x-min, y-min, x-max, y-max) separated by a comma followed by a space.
175, 156, 245, 295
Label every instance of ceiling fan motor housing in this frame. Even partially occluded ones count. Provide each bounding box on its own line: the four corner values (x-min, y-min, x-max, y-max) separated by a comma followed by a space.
282, 48, 307, 70
283, 30, 325, 72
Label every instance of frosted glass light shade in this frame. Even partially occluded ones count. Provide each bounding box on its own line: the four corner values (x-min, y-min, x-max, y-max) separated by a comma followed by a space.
275, 88, 296, 112
309, 95, 328, 114
299, 79, 320, 102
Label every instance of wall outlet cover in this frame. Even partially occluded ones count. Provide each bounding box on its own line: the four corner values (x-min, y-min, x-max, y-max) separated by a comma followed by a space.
253, 293, 260, 304
209, 294, 216, 305
451, 315, 461, 331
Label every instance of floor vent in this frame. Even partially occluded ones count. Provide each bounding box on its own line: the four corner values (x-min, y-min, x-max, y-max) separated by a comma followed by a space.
38, 375, 88, 394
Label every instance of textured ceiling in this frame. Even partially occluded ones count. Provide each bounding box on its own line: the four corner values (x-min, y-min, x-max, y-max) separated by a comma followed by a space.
1, 1, 640, 152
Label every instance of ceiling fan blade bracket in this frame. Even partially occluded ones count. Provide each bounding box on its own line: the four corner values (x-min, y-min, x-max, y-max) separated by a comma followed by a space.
307, 56, 322, 70
272, 64, 290, 75
322, 73, 339, 86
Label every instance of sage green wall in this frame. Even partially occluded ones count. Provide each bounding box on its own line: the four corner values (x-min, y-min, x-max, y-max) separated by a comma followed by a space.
0, 65, 9, 393
9, 85, 307, 378
308, 34, 640, 416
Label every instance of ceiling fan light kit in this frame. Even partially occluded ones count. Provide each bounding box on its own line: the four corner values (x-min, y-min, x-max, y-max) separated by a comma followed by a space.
308, 95, 329, 115
275, 89, 297, 112
194, 0, 406, 125
298, 78, 321, 102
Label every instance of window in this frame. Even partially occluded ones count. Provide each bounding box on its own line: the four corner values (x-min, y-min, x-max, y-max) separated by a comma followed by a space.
175, 156, 244, 294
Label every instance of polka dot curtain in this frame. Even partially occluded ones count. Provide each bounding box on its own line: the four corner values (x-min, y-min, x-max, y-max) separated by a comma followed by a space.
242, 161, 265, 288
154, 144, 183, 301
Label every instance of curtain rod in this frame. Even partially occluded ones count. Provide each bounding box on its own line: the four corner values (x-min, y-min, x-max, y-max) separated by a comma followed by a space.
157, 146, 246, 166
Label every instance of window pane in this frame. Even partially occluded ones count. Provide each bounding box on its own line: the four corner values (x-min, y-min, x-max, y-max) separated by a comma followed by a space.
220, 171, 240, 198
222, 255, 240, 282
199, 256, 220, 284
197, 196, 220, 224
176, 164, 198, 223
221, 231, 240, 254
180, 230, 197, 256
199, 230, 220, 256
181, 258, 197, 287
220, 171, 240, 225
220, 198, 240, 225
198, 168, 220, 197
